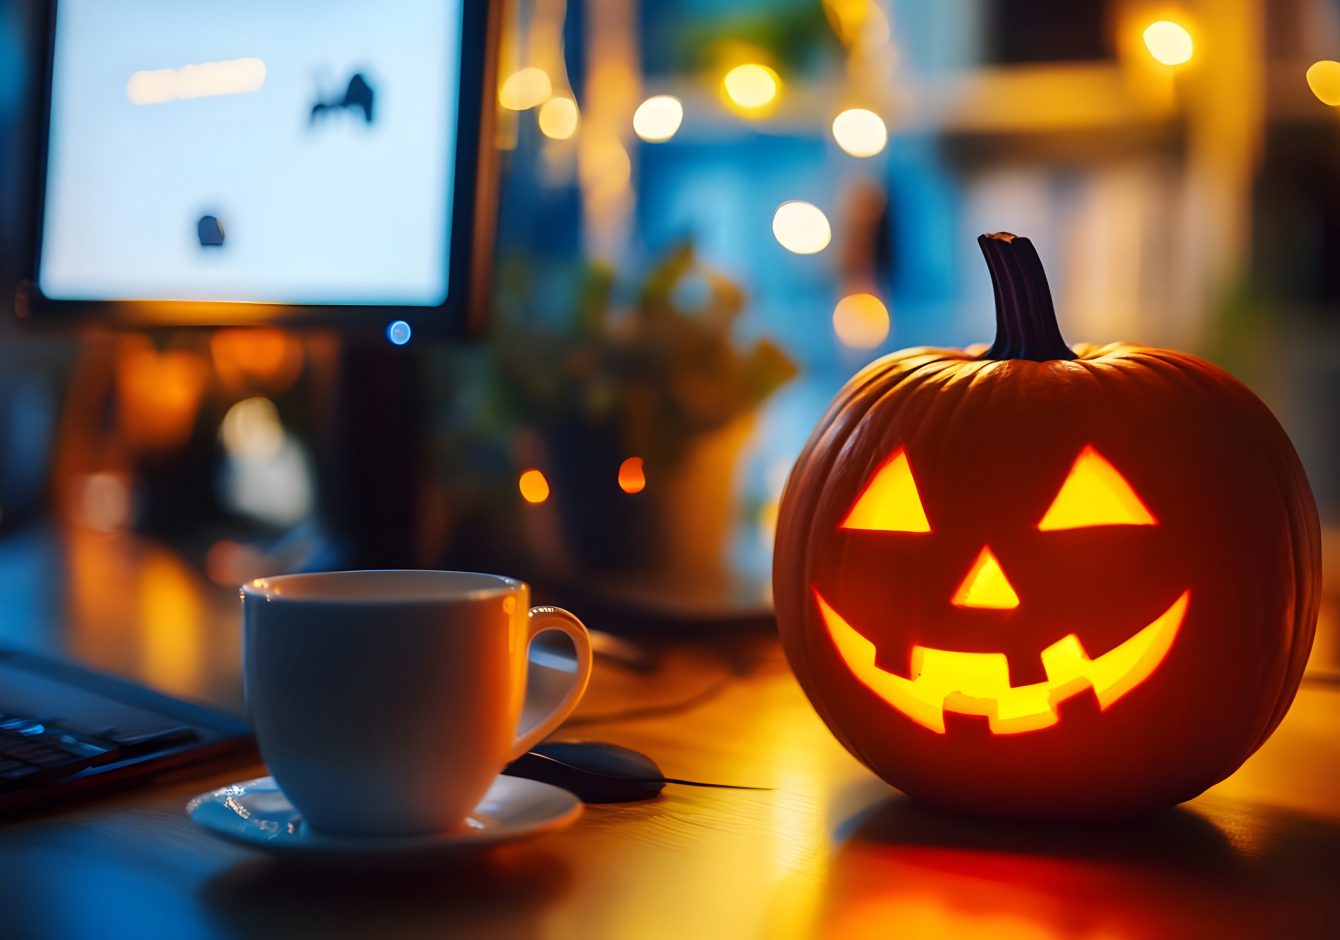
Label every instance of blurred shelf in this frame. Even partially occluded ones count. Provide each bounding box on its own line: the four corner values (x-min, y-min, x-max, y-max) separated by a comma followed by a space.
642, 62, 1181, 145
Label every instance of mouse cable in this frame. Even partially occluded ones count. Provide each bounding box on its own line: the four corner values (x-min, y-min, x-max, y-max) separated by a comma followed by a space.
565, 677, 732, 727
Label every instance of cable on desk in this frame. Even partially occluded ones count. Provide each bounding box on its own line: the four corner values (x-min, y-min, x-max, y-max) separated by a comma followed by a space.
564, 677, 732, 727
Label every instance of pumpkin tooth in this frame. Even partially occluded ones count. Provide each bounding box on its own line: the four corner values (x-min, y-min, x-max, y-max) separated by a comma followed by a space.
1004, 653, 1051, 687
873, 645, 917, 681
912, 647, 1010, 695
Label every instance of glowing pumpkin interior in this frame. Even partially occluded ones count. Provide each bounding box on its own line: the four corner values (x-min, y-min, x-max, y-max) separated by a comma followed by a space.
816, 445, 1188, 735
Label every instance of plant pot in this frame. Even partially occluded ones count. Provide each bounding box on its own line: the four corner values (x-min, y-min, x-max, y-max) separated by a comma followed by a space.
543, 415, 754, 580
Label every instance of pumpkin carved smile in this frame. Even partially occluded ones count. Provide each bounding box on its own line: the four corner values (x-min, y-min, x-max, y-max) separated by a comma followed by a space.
816, 440, 1191, 734
814, 588, 1189, 735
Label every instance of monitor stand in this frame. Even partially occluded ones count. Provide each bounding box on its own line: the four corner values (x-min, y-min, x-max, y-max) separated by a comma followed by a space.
317, 338, 427, 568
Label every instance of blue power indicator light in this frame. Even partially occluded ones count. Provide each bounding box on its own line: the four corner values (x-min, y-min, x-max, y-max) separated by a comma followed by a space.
386, 320, 412, 345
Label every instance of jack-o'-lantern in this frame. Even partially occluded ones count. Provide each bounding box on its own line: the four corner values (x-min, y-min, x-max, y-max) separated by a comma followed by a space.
774, 233, 1320, 820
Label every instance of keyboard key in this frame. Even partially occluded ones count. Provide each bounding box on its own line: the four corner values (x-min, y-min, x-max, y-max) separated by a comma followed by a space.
51, 734, 109, 759
0, 713, 202, 794
0, 653, 248, 808
0, 662, 202, 746
0, 765, 40, 784
106, 726, 198, 755
0, 714, 124, 792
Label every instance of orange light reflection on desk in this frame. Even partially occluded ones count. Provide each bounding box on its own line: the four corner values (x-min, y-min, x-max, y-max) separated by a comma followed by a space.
64, 527, 237, 702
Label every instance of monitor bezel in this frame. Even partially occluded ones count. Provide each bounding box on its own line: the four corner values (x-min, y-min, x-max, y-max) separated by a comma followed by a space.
15, 0, 499, 337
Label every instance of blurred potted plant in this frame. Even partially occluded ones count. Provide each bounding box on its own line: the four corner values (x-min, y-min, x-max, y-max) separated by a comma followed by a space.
470, 242, 796, 577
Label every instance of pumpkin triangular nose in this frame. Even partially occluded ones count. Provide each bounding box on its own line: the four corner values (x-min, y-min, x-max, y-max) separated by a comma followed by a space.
952, 546, 1020, 610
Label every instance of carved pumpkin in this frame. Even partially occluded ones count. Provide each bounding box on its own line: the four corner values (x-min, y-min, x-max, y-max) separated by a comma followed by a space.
774, 233, 1320, 820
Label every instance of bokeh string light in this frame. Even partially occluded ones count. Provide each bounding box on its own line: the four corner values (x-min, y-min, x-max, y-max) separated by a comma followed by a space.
1142, 20, 1194, 67
772, 201, 832, 255
722, 63, 780, 112
617, 457, 647, 494
1306, 60, 1340, 106
832, 293, 890, 349
831, 108, 887, 157
499, 66, 552, 110
518, 468, 551, 504
633, 95, 683, 142
538, 95, 580, 139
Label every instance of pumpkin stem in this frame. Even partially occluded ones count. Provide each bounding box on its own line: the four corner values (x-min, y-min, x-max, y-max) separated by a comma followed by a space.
978, 233, 1075, 362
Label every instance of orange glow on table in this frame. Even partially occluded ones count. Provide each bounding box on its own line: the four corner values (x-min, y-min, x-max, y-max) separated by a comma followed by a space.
6, 523, 1340, 937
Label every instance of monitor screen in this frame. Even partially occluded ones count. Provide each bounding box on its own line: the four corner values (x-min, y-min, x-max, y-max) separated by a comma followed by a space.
33, 0, 475, 312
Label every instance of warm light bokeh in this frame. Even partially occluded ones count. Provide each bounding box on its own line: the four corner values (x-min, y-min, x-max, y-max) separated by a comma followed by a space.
538, 95, 580, 139
617, 457, 647, 494
722, 63, 780, 112
519, 468, 551, 504
832, 292, 890, 348
219, 397, 284, 459
1306, 60, 1340, 106
772, 201, 832, 254
633, 94, 684, 142
75, 472, 132, 532
116, 343, 208, 452
579, 138, 632, 211
831, 108, 887, 157
823, 0, 874, 46
499, 67, 552, 110
210, 328, 304, 393
1142, 19, 1194, 67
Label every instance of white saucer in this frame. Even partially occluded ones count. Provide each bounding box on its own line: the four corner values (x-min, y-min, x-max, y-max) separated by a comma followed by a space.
187, 774, 582, 860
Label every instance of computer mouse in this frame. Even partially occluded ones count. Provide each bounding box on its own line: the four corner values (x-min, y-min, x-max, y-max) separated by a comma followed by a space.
502, 740, 666, 803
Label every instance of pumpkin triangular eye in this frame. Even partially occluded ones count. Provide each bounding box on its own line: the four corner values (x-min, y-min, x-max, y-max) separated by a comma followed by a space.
840, 447, 931, 532
1037, 446, 1157, 530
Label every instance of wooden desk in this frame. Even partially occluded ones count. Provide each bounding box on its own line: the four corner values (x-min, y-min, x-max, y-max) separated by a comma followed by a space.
1, 527, 1339, 939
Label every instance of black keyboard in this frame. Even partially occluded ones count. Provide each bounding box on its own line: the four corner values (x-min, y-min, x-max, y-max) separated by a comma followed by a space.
0, 650, 252, 814
0, 715, 199, 790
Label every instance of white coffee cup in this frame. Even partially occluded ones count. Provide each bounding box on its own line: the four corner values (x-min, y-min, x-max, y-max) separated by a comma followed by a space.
241, 570, 593, 836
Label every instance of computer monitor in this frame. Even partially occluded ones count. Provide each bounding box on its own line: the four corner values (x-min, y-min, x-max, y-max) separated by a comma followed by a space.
16, 0, 498, 336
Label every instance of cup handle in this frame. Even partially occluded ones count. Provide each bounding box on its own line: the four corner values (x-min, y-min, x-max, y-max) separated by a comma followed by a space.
509, 606, 594, 761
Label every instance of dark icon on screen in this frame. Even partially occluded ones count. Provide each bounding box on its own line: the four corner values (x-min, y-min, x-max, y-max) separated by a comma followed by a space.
197, 214, 225, 248
310, 72, 375, 125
